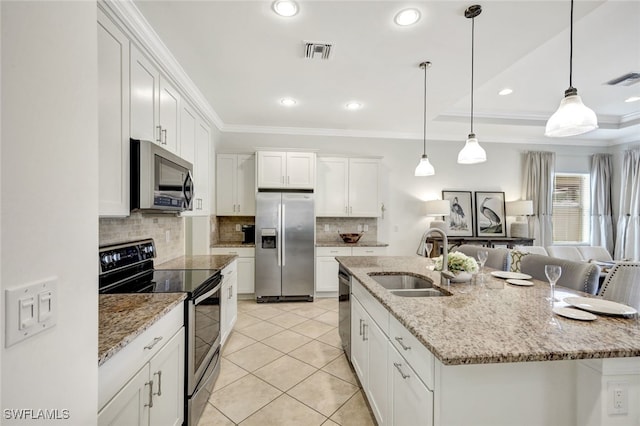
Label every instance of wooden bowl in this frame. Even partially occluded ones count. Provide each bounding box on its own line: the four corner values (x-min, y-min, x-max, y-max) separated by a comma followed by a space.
339, 233, 363, 244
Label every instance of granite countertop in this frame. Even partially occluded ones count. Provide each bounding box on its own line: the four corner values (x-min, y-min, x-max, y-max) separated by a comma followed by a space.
155, 254, 238, 270
337, 256, 640, 366
98, 293, 186, 366
316, 241, 389, 247
211, 243, 255, 248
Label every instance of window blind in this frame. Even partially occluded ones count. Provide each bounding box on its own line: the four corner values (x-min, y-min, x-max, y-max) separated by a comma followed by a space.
552, 173, 590, 244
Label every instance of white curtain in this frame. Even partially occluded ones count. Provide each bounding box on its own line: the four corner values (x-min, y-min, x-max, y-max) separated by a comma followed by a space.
614, 149, 640, 261
523, 151, 555, 247
590, 154, 614, 254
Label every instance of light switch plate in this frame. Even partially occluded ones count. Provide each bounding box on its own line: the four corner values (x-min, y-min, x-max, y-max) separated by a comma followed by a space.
5, 278, 57, 347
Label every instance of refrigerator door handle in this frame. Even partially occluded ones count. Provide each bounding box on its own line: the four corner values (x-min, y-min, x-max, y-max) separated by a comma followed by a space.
281, 204, 286, 266
277, 203, 282, 267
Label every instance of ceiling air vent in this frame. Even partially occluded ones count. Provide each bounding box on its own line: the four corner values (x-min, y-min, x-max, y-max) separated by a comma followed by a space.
303, 41, 333, 60
606, 72, 640, 87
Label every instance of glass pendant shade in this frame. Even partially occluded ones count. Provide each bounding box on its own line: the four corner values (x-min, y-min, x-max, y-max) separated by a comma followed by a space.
545, 89, 598, 137
414, 155, 435, 176
457, 134, 486, 164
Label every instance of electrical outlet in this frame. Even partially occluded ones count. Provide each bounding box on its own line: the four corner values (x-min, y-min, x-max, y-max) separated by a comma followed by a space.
364, 225, 369, 232
324, 224, 330, 232
357, 225, 363, 232
608, 381, 628, 415
236, 224, 241, 232
165, 230, 171, 243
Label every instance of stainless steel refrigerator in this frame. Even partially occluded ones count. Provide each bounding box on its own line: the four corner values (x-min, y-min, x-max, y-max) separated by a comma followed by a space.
255, 191, 315, 302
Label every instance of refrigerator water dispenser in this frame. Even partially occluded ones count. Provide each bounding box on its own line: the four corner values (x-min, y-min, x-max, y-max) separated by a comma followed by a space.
261, 229, 277, 249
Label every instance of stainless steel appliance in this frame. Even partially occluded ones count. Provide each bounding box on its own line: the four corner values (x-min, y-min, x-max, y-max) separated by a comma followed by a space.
241, 224, 255, 244
338, 264, 351, 360
130, 138, 194, 213
98, 239, 221, 426
255, 191, 315, 302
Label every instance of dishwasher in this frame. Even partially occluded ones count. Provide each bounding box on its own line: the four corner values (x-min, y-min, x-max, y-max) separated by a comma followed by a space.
338, 264, 351, 360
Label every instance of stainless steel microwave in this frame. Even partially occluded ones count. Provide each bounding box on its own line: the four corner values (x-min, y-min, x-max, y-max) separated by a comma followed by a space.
130, 139, 193, 213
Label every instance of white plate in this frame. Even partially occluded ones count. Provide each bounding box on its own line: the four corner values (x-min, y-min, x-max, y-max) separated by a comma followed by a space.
506, 279, 534, 286
490, 271, 532, 280
552, 306, 597, 321
564, 297, 638, 316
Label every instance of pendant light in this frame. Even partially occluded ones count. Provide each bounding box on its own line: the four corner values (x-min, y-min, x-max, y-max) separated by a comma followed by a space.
457, 4, 487, 165
415, 61, 435, 176
545, 0, 598, 137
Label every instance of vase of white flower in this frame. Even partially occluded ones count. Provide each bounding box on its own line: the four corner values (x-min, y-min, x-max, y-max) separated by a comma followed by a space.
433, 251, 479, 283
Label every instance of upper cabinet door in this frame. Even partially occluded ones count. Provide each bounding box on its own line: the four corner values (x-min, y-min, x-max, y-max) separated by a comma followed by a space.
194, 121, 210, 214
286, 152, 316, 189
348, 158, 380, 217
216, 154, 238, 215
158, 77, 180, 154
316, 157, 349, 217
98, 9, 130, 217
179, 102, 197, 164
130, 47, 160, 144
257, 151, 286, 189
237, 154, 256, 215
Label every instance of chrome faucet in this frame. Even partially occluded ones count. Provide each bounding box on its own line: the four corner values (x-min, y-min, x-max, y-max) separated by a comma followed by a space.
417, 227, 454, 286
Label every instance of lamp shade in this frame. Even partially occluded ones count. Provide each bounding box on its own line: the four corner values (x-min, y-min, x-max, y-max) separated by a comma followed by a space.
414, 155, 435, 176
505, 200, 533, 216
425, 200, 451, 217
457, 134, 486, 164
545, 92, 598, 137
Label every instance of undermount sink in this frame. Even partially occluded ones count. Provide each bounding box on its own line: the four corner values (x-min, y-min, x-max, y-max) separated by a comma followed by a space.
368, 273, 448, 297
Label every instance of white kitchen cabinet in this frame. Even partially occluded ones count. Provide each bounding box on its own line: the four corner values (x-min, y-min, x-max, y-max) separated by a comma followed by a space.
183, 113, 210, 216
179, 102, 197, 164
220, 260, 238, 345
257, 151, 315, 189
98, 9, 130, 217
130, 46, 181, 155
316, 157, 380, 217
98, 306, 185, 426
211, 248, 255, 295
351, 292, 389, 425
216, 154, 255, 216
315, 246, 386, 293
389, 343, 433, 426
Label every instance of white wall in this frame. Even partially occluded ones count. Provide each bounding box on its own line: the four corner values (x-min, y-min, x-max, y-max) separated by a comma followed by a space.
1, 2, 98, 424
221, 132, 611, 255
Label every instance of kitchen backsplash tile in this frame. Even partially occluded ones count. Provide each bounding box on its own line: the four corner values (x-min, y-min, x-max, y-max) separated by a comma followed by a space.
316, 217, 377, 243
216, 216, 255, 244
99, 213, 184, 264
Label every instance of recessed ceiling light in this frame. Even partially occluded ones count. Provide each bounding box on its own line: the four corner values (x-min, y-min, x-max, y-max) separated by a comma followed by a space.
345, 102, 362, 110
498, 88, 513, 96
625, 96, 640, 103
394, 8, 421, 26
280, 98, 297, 106
272, 0, 298, 17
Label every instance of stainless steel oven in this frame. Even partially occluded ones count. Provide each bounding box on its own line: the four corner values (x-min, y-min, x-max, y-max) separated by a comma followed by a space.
98, 239, 222, 426
338, 264, 351, 360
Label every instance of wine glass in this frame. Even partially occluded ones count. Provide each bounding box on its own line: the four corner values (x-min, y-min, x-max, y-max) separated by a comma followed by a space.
545, 265, 562, 303
477, 250, 488, 282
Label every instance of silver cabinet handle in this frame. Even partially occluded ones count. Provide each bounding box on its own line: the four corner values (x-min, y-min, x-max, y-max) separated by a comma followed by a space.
345, 206, 348, 214
395, 336, 411, 351
162, 128, 167, 145
153, 371, 162, 396
144, 336, 163, 350
350, 206, 353, 214
145, 380, 154, 407
359, 319, 364, 336
394, 362, 410, 379
156, 125, 162, 143
362, 323, 368, 341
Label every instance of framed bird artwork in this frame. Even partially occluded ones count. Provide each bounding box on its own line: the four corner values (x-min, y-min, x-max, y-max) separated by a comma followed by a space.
441, 191, 474, 237
474, 191, 506, 237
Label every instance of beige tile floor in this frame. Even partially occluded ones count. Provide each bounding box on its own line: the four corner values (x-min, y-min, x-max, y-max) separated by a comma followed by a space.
198, 298, 376, 426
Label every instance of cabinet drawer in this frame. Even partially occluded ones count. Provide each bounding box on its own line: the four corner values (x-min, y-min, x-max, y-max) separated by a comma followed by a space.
351, 246, 387, 256
317, 247, 352, 256
211, 247, 255, 258
389, 314, 434, 390
351, 280, 389, 336
99, 303, 184, 410
221, 260, 238, 279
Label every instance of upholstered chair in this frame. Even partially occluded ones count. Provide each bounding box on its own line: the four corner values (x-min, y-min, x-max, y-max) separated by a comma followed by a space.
520, 254, 600, 295
598, 262, 640, 310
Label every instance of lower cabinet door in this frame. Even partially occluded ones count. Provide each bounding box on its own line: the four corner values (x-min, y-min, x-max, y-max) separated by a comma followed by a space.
389, 344, 433, 426
367, 315, 389, 425
98, 365, 150, 426
237, 257, 255, 294
316, 256, 339, 292
350, 297, 368, 385
149, 328, 185, 426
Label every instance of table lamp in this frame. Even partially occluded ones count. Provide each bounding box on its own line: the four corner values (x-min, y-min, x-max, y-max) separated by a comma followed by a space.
425, 199, 451, 233
506, 200, 533, 238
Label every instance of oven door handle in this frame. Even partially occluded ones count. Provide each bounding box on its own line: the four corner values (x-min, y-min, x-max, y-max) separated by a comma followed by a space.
194, 283, 221, 305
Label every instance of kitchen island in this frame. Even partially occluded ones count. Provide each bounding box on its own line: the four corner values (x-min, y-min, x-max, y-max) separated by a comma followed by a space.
338, 255, 640, 426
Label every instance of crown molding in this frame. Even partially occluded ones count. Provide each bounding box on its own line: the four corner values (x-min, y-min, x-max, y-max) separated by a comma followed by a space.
99, 0, 224, 130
